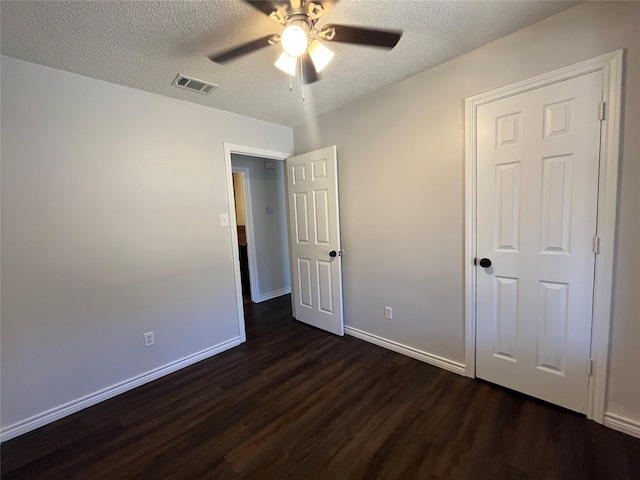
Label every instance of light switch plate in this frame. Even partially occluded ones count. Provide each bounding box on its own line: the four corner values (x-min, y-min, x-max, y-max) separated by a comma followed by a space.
219, 213, 229, 227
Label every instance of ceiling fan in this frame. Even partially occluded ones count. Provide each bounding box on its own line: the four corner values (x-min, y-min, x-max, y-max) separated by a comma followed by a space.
208, 0, 402, 85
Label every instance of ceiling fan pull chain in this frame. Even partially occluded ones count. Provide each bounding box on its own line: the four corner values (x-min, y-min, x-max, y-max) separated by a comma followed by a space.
289, 74, 293, 92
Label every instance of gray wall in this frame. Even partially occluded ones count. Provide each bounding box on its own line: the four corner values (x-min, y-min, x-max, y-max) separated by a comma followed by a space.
232, 154, 290, 301
0, 56, 293, 434
294, 2, 640, 426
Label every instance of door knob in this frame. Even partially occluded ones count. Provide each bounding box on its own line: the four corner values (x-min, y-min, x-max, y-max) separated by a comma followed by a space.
479, 258, 492, 268
329, 250, 337, 258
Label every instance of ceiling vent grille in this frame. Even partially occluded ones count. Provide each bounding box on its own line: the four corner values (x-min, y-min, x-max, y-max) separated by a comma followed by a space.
172, 74, 218, 95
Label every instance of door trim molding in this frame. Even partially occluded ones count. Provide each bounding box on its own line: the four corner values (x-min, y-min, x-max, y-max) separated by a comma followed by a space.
464, 50, 623, 423
223, 144, 291, 343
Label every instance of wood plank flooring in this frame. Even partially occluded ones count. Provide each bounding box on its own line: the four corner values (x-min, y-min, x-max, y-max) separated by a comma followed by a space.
2, 295, 639, 479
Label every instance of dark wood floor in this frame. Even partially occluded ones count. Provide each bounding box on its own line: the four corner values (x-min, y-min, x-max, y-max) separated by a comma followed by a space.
2, 295, 639, 479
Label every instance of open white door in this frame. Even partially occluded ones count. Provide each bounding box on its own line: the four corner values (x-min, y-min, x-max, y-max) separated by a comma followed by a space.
286, 146, 344, 336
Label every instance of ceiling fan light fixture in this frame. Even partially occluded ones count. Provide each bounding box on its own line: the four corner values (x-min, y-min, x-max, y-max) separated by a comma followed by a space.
281, 21, 309, 57
308, 40, 334, 73
275, 51, 297, 76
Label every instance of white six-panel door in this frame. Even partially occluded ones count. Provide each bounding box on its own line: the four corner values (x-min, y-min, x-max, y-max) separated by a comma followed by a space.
475, 71, 603, 413
286, 146, 344, 336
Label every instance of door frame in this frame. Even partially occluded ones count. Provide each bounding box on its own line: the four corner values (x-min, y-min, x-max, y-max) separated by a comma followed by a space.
464, 50, 623, 422
224, 143, 292, 342
231, 167, 259, 302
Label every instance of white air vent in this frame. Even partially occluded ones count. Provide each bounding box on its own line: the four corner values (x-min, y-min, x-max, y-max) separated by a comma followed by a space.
172, 74, 218, 95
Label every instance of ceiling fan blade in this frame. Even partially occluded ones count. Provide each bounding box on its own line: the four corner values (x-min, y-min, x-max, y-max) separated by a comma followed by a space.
209, 35, 280, 63
242, 0, 283, 17
321, 24, 402, 49
300, 51, 319, 85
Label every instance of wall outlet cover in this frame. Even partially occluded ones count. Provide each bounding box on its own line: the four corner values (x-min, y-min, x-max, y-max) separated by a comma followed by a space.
143, 331, 155, 347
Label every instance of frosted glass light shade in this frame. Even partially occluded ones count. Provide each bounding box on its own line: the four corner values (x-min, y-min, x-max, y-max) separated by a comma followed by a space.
308, 40, 334, 72
275, 51, 297, 76
281, 24, 308, 57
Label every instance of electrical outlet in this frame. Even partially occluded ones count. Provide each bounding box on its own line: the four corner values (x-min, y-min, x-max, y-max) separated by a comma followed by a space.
143, 331, 155, 347
384, 306, 393, 320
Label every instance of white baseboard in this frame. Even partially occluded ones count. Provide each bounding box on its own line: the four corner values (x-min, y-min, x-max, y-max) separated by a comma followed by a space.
1, 337, 242, 443
603, 412, 640, 438
256, 287, 291, 303
344, 326, 466, 375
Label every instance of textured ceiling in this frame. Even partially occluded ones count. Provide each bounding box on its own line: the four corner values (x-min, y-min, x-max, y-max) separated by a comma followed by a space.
1, 1, 579, 127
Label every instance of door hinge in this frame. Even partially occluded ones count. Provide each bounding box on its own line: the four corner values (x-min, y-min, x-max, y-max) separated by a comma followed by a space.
592, 235, 600, 254
587, 358, 593, 376
598, 101, 606, 121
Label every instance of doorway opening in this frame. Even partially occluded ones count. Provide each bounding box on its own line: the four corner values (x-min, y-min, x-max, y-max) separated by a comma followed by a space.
231, 154, 291, 305
223, 144, 291, 343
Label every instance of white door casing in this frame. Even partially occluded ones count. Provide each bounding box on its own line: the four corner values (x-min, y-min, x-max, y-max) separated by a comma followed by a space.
465, 51, 623, 421
286, 146, 344, 336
